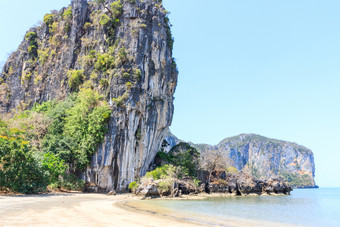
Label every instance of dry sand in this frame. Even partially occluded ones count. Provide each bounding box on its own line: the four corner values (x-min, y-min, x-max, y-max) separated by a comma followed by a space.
0, 193, 204, 227
0, 193, 294, 227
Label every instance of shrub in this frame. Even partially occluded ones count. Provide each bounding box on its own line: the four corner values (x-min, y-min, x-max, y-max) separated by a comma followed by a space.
100, 79, 109, 87
99, 14, 111, 26
80, 51, 97, 67
133, 68, 142, 80
38, 48, 50, 65
193, 178, 201, 187
128, 181, 140, 192
125, 82, 133, 89
50, 21, 59, 34
110, 1, 123, 18
112, 92, 129, 107
139, 23, 147, 29
49, 35, 62, 48
95, 53, 114, 72
157, 180, 172, 192
62, 6, 72, 21
84, 22, 92, 30
32, 100, 55, 113
25, 32, 38, 57
43, 13, 55, 27
67, 70, 84, 90
115, 47, 128, 65
123, 72, 130, 78
145, 165, 177, 180
60, 174, 85, 191
21, 70, 32, 83
145, 166, 168, 180
42, 152, 67, 184
7, 66, 14, 76
89, 50, 97, 57
27, 45, 37, 55
25, 32, 37, 41
0, 121, 49, 193
90, 71, 98, 80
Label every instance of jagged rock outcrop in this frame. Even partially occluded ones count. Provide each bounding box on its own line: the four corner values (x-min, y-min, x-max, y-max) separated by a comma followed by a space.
136, 178, 198, 197
134, 170, 291, 197
163, 132, 316, 188
0, 0, 177, 192
208, 170, 292, 195
136, 180, 159, 197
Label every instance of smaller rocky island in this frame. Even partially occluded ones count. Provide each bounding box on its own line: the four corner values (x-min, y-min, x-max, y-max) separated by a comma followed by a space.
136, 170, 292, 198
126, 141, 292, 198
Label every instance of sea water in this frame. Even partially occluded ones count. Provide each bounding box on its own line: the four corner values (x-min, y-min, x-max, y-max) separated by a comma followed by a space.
134, 188, 340, 226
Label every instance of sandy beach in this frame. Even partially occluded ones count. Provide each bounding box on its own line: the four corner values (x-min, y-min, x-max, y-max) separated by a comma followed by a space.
0, 192, 298, 227
0, 193, 205, 227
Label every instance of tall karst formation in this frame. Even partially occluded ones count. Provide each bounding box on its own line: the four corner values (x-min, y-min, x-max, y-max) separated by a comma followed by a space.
0, 0, 177, 191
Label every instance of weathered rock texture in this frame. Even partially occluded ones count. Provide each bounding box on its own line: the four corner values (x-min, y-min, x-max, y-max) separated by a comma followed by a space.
136, 178, 198, 198
134, 170, 291, 197
0, 0, 177, 192
208, 169, 292, 195
164, 133, 316, 188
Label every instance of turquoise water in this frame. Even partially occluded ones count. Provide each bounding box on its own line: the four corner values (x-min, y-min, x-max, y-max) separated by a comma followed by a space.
143, 188, 340, 226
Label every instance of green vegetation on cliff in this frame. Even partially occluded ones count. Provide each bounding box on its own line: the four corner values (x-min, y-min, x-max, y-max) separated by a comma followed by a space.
0, 88, 111, 193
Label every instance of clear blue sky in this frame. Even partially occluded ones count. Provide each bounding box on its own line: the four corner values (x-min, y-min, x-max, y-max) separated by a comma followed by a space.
1, 0, 339, 187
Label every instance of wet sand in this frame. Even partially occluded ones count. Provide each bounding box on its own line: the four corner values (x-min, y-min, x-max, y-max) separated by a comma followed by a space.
124, 199, 295, 227
0, 193, 204, 227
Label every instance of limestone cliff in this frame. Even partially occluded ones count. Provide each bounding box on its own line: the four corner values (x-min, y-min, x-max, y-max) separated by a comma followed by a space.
0, 0, 177, 192
163, 133, 316, 188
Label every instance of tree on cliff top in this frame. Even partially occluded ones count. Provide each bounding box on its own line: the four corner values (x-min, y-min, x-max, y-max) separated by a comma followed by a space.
156, 142, 199, 177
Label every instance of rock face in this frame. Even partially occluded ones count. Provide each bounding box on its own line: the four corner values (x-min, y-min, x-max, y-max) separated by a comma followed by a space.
0, 0, 177, 192
163, 133, 316, 188
137, 181, 159, 197
208, 170, 292, 195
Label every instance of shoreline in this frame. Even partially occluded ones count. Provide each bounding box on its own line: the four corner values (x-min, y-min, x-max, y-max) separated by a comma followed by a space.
0, 193, 205, 226
117, 200, 214, 226
0, 192, 306, 226
121, 196, 297, 227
